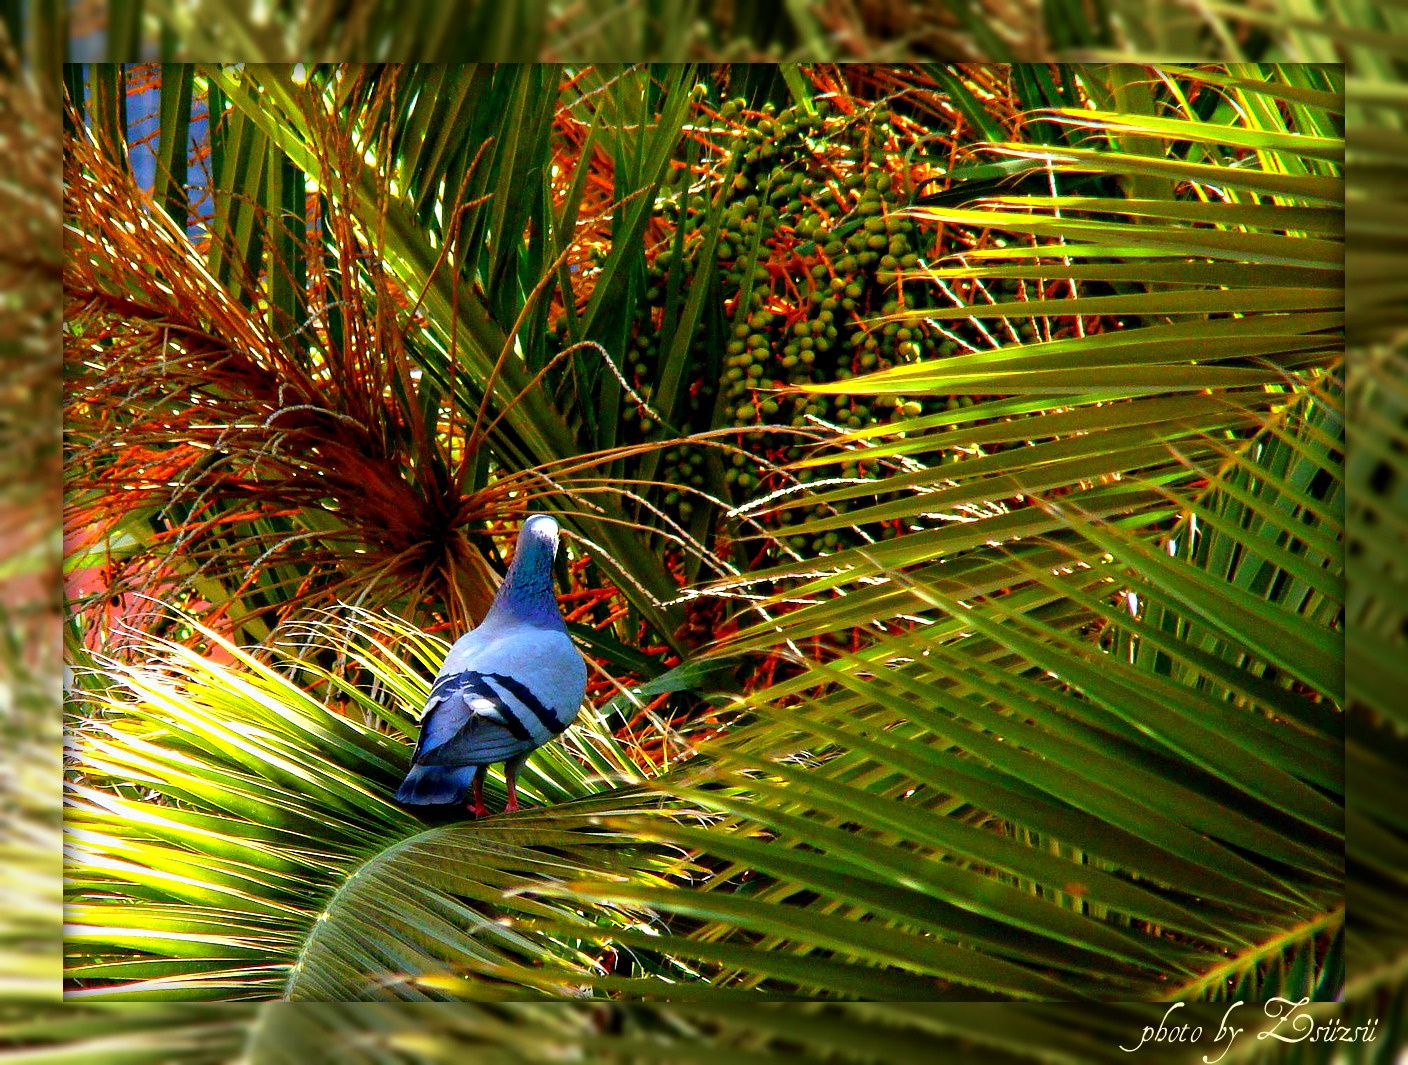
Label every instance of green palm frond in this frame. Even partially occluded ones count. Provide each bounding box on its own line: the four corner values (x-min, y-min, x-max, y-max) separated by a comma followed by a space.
1341, 343, 1408, 1055
14, 995, 1401, 1064
64, 60, 1351, 1008
64, 63, 708, 654
13, 0, 1406, 1053
0, 616, 62, 1004
65, 401, 1347, 998
713, 63, 1341, 659
63, 609, 690, 1001
1347, 348, 1408, 731
0, 1000, 1200, 1064
522, 381, 1343, 1001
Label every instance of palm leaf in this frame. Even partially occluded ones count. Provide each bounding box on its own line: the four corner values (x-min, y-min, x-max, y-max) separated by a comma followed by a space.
63, 60, 1352, 1008
21, 0, 1407, 1059
516, 371, 1342, 1000
64, 63, 705, 654
708, 65, 1340, 677
63, 609, 688, 1001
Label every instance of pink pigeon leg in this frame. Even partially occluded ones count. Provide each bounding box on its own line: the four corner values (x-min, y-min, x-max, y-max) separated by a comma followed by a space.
469, 767, 489, 818
503, 754, 527, 813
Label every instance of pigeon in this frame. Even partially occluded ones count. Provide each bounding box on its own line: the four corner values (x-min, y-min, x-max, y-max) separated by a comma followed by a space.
395, 514, 588, 816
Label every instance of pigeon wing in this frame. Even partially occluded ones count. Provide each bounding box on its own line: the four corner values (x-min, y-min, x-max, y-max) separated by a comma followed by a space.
413, 673, 538, 767
411, 626, 586, 768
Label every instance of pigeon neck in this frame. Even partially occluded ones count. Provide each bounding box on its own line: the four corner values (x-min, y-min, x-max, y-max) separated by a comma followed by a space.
481, 541, 565, 630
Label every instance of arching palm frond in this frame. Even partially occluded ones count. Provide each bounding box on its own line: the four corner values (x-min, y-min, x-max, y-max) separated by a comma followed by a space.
64, 609, 690, 1002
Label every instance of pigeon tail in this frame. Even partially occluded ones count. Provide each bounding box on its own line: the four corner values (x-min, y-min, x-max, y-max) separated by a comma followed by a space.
481, 514, 566, 630
395, 763, 478, 805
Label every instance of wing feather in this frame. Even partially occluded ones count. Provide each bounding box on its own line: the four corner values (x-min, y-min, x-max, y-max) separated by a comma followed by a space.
406, 623, 586, 770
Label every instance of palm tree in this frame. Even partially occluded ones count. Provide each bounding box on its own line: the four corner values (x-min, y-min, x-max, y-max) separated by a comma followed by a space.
0, 0, 1390, 1059
60, 61, 1352, 1011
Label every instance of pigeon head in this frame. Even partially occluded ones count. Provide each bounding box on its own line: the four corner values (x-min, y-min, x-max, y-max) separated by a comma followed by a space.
482, 514, 567, 629
519, 514, 561, 550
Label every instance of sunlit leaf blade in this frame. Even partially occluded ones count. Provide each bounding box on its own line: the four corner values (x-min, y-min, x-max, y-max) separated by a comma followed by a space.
63, 610, 680, 1001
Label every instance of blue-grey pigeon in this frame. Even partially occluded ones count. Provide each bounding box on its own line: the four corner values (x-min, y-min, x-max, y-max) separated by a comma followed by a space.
395, 514, 588, 816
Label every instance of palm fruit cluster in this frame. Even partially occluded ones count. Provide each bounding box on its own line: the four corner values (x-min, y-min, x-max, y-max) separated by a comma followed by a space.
592, 89, 1014, 560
